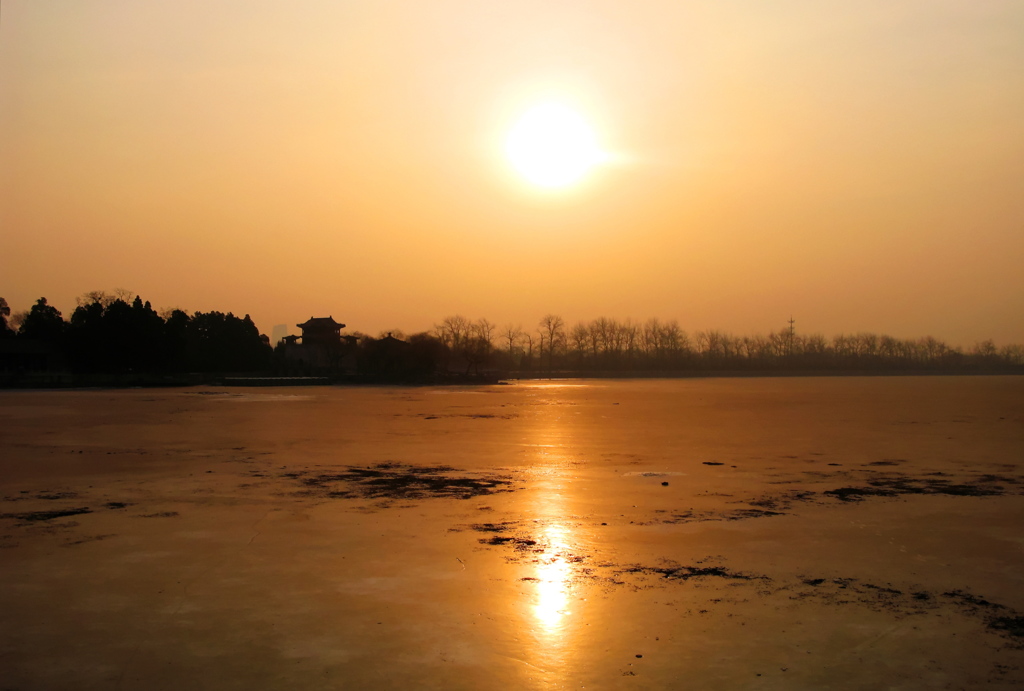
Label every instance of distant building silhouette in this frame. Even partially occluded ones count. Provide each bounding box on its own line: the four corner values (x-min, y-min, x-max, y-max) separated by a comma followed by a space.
270, 324, 289, 346
281, 316, 357, 374
297, 317, 345, 345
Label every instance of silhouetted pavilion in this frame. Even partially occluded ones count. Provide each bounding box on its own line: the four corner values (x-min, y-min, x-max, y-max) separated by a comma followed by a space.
296, 316, 345, 346
282, 316, 356, 375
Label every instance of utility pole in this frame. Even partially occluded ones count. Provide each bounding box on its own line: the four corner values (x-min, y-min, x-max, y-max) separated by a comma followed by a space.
787, 316, 795, 356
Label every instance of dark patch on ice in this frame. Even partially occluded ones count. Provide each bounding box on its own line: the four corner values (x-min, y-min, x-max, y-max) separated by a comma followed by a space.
464, 522, 544, 552
36, 491, 80, 500
661, 508, 785, 523
1, 507, 92, 522
748, 490, 817, 510
824, 474, 1007, 502
783, 579, 1024, 644
467, 522, 518, 533
481, 535, 538, 550
823, 486, 897, 501
417, 413, 516, 420
64, 534, 115, 547
287, 462, 515, 502
621, 563, 768, 582
989, 617, 1024, 639
977, 474, 1020, 485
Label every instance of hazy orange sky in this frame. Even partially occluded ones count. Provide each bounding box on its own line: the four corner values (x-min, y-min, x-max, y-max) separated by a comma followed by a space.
3, 1, 1022, 345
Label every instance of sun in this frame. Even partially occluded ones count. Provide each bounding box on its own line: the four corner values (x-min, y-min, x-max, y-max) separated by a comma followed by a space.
505, 102, 605, 188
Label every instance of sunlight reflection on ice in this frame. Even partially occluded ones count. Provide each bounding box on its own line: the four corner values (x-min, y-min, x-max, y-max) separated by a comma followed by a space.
184, 392, 313, 402
519, 380, 594, 390
533, 521, 573, 632
522, 406, 582, 670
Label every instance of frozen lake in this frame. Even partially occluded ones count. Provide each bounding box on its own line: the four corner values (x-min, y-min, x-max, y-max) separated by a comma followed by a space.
1, 376, 1023, 689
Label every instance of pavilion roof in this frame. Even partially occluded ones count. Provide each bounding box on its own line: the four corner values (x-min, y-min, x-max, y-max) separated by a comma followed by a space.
296, 316, 346, 330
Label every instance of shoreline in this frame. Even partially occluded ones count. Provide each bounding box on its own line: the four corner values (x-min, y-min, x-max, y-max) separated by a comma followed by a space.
1, 366, 1022, 390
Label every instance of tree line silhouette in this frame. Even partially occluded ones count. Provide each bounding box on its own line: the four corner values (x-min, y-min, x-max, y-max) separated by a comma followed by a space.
430, 314, 1024, 375
2, 292, 1022, 383
1, 292, 271, 375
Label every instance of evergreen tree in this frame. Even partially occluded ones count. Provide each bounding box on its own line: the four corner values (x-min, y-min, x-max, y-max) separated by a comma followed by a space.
19, 298, 66, 343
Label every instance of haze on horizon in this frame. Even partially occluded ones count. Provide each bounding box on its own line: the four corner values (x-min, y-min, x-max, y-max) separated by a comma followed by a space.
2, 1, 1022, 347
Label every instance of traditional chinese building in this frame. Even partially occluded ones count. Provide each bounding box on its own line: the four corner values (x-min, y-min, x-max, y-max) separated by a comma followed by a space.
281, 316, 357, 373
296, 317, 345, 345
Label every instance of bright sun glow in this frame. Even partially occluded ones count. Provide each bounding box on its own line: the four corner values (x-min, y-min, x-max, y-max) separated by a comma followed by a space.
505, 103, 605, 188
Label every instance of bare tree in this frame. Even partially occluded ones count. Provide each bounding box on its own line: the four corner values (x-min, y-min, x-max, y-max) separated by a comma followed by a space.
538, 314, 565, 370
593, 317, 613, 356
693, 330, 709, 355
474, 318, 495, 346
805, 333, 828, 355
1000, 343, 1024, 365
435, 315, 470, 350
502, 323, 523, 362
587, 321, 602, 358
433, 315, 473, 371
705, 330, 727, 357
570, 322, 589, 362
622, 319, 639, 360
641, 318, 660, 357
663, 320, 688, 356
972, 339, 998, 359
522, 332, 535, 366
77, 290, 110, 308
78, 290, 144, 309
605, 319, 625, 357
458, 319, 494, 375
